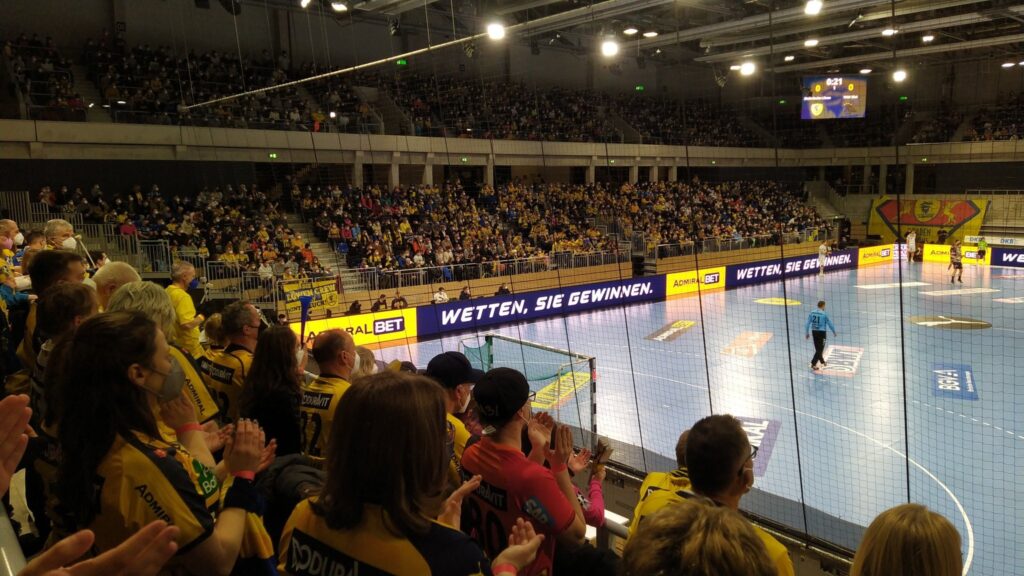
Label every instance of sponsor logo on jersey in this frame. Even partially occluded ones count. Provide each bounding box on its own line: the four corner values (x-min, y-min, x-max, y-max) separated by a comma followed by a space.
302, 391, 334, 410
287, 529, 379, 576
474, 480, 508, 510
931, 364, 979, 400
134, 484, 173, 523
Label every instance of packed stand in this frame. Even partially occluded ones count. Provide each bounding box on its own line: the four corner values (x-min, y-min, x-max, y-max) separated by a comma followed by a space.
0, 206, 965, 576
34, 183, 331, 279
1, 33, 84, 121
963, 93, 1024, 141
383, 73, 622, 142
614, 95, 764, 147
300, 65, 381, 134
298, 178, 823, 278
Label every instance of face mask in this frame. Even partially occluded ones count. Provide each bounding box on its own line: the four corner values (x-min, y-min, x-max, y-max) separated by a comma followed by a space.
150, 356, 186, 403
0, 237, 11, 250
458, 387, 472, 414
13, 232, 23, 246
188, 278, 200, 290
61, 237, 77, 250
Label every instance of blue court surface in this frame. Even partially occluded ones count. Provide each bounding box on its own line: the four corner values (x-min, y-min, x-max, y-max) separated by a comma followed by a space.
374, 261, 1023, 576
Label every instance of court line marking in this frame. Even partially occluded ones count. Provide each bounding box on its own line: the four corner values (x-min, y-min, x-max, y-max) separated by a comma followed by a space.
601, 367, 976, 575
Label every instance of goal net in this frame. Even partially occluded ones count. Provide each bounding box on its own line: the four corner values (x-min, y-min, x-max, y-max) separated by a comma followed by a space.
461, 334, 596, 446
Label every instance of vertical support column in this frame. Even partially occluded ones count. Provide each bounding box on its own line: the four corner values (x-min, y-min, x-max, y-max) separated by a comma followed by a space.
353, 151, 364, 188
388, 152, 400, 189
879, 163, 888, 195
485, 154, 495, 188
422, 153, 434, 185
668, 165, 678, 182
862, 163, 871, 194
649, 164, 659, 183
904, 162, 914, 195
818, 166, 826, 181
629, 164, 639, 184
586, 156, 596, 185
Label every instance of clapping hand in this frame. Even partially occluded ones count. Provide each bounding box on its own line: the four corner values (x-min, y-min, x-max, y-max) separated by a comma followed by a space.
438, 474, 481, 530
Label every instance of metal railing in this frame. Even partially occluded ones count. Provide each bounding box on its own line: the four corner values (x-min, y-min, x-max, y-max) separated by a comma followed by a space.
139, 240, 172, 274
0, 191, 32, 227
646, 228, 832, 262
347, 250, 629, 293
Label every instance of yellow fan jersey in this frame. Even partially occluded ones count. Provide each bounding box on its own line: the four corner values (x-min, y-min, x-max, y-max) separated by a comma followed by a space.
279, 500, 489, 576
628, 468, 692, 539
446, 413, 471, 489
197, 345, 253, 423
299, 375, 349, 465
155, 346, 220, 441
88, 431, 220, 561
165, 284, 202, 358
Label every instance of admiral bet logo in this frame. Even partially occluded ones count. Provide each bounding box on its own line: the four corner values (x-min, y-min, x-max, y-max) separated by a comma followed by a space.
703, 272, 721, 284
342, 316, 406, 336
666, 266, 726, 296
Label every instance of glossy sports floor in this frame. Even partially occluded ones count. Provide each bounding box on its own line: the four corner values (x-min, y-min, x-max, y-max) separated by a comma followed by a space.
375, 260, 1023, 576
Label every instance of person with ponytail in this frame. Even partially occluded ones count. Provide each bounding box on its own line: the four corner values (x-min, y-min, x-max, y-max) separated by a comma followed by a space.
54, 312, 265, 575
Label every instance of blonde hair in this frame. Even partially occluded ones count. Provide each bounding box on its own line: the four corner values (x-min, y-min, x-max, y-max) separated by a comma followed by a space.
203, 313, 227, 349
851, 504, 962, 576
352, 346, 378, 379
106, 281, 178, 345
622, 500, 776, 576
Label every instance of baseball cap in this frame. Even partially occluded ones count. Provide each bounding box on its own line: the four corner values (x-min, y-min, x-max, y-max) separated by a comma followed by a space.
425, 351, 484, 389
474, 367, 530, 428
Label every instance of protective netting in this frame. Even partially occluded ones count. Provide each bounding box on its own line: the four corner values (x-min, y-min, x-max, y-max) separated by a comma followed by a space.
462, 334, 596, 447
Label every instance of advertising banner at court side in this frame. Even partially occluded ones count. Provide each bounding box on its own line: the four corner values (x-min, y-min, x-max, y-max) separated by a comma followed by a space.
665, 266, 727, 297
725, 248, 857, 288
417, 276, 665, 337
290, 308, 418, 347
992, 247, 1024, 268
921, 244, 991, 265
857, 244, 895, 266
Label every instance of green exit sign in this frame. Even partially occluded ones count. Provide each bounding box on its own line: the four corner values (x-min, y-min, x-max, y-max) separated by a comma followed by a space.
396, 58, 408, 66
778, 99, 787, 105
899, 95, 908, 101
268, 152, 278, 159
634, 84, 645, 91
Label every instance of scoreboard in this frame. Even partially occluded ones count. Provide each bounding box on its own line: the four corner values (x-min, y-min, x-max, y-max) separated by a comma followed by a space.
801, 75, 867, 120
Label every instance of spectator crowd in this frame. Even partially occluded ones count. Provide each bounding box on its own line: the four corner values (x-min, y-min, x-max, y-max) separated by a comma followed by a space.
0, 216, 968, 575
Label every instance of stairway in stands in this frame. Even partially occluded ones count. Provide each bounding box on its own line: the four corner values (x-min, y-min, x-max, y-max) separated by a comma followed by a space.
69, 64, 111, 122
282, 211, 367, 292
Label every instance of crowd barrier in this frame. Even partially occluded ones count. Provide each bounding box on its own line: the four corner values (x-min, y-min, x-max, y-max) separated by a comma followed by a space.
288, 243, 918, 346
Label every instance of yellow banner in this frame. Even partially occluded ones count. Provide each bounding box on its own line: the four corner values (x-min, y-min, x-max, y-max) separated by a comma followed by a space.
858, 244, 895, 266
283, 278, 339, 315
290, 308, 418, 347
867, 197, 989, 242
665, 266, 726, 297
922, 244, 991, 266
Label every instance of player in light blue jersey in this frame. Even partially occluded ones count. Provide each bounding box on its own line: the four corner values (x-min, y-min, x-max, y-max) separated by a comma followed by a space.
805, 300, 837, 370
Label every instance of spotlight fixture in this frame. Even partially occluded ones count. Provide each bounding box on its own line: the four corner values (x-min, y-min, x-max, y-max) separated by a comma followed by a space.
1020, 61, 1024, 66
729, 64, 741, 71
329, 111, 337, 118
859, 68, 872, 74
486, 22, 505, 40
1002, 62, 1016, 68
642, 31, 658, 38
654, 48, 662, 54
388, 17, 400, 36
882, 28, 897, 37
740, 62, 756, 76
804, 39, 819, 47
116, 100, 127, 105
623, 27, 638, 35
805, 0, 823, 16
330, 1, 346, 11
88, 102, 95, 108
299, 0, 311, 7
784, 55, 795, 62
922, 34, 934, 42
892, 69, 907, 82
601, 39, 619, 57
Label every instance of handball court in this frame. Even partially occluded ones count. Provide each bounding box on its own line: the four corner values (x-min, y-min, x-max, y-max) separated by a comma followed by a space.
374, 260, 1023, 576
